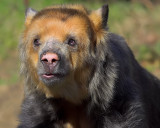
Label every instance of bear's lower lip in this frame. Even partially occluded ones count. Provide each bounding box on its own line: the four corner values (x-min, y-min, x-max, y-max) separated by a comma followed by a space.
42, 74, 54, 79
41, 73, 65, 79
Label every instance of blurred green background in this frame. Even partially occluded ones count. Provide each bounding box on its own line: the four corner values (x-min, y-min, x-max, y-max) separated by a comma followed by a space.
0, 0, 159, 127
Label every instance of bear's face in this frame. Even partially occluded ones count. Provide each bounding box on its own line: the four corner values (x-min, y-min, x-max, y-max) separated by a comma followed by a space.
21, 5, 108, 103
24, 8, 94, 87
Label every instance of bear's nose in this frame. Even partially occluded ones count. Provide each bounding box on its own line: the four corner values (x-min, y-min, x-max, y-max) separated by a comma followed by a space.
41, 53, 59, 64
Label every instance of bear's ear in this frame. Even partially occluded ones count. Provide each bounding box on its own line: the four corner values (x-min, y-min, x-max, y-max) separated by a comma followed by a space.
25, 8, 37, 26
89, 5, 109, 31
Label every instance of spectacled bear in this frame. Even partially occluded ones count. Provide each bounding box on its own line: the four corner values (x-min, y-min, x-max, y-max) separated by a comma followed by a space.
17, 4, 160, 128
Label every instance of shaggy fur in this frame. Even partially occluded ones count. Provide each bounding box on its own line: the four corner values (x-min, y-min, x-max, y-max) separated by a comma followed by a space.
18, 4, 160, 128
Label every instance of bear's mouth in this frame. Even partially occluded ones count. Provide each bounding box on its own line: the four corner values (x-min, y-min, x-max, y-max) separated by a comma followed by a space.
42, 73, 65, 79
42, 73, 54, 79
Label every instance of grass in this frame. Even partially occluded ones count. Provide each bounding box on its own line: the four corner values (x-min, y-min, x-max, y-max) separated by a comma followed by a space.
0, 0, 160, 86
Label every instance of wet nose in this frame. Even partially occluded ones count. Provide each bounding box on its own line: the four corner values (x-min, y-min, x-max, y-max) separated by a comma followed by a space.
41, 53, 59, 64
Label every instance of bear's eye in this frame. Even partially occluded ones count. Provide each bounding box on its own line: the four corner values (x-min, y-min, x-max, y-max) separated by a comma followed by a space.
68, 39, 77, 47
33, 39, 41, 47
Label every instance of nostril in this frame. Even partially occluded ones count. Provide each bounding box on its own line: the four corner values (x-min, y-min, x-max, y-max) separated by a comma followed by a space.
42, 58, 48, 63
52, 59, 57, 63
